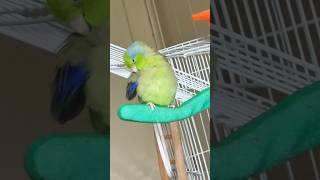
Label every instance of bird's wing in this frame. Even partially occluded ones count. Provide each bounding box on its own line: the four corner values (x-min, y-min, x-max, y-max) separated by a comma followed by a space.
51, 62, 89, 123
126, 72, 139, 100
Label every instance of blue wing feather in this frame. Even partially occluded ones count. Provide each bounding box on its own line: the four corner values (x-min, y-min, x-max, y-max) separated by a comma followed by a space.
126, 81, 138, 100
51, 62, 89, 123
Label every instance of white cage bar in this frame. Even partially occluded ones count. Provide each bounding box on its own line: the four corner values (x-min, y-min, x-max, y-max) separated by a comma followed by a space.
212, 0, 320, 179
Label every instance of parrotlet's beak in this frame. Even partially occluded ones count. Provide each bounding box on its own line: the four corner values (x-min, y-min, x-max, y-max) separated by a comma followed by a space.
131, 67, 137, 73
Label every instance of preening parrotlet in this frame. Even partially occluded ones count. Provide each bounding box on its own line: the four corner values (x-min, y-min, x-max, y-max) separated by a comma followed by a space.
123, 42, 177, 110
47, 0, 109, 134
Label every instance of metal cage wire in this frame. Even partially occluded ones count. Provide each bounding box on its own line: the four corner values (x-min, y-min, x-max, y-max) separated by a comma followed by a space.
110, 37, 211, 180
212, 0, 320, 179
0, 0, 72, 53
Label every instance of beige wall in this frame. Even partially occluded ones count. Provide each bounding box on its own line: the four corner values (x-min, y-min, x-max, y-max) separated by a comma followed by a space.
111, 0, 209, 48
155, 0, 209, 46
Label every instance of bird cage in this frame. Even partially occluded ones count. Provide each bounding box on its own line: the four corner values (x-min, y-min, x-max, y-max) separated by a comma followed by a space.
110, 36, 211, 180
0, 0, 72, 53
212, 0, 320, 179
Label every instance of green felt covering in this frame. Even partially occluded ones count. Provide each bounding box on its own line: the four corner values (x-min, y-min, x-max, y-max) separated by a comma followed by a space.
118, 87, 210, 123
25, 133, 109, 180
212, 81, 320, 180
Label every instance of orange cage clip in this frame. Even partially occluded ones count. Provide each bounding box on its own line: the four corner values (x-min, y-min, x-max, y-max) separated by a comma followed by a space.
192, 9, 210, 26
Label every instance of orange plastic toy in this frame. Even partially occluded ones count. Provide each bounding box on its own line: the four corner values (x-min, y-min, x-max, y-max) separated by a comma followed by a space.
192, 9, 210, 26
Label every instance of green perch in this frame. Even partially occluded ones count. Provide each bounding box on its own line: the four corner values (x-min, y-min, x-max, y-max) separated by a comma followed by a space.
118, 87, 210, 123
25, 133, 109, 180
212, 81, 320, 179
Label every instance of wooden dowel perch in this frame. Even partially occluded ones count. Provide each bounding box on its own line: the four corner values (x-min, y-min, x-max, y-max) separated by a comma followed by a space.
170, 122, 188, 180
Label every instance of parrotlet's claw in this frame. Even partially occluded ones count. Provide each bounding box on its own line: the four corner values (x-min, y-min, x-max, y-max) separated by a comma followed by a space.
168, 104, 176, 109
147, 102, 156, 110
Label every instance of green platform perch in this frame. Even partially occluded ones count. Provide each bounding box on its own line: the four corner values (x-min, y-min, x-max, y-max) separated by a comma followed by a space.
25, 133, 109, 180
212, 81, 320, 179
118, 87, 210, 123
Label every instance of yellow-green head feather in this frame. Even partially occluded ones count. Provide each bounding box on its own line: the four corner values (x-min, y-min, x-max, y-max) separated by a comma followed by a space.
123, 41, 155, 71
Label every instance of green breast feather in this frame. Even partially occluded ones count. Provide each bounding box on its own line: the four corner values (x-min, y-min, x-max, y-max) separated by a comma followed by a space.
137, 55, 177, 106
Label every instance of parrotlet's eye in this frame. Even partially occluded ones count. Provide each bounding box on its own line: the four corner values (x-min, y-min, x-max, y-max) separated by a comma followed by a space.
132, 59, 136, 63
